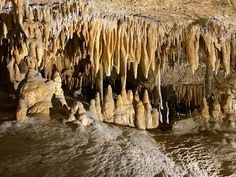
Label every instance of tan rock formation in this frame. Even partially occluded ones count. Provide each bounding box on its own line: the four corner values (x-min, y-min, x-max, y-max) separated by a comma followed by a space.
66, 101, 79, 122
75, 101, 93, 127
102, 85, 115, 123
200, 98, 210, 124
95, 92, 103, 121
212, 99, 224, 124
223, 89, 234, 114
135, 101, 146, 130
145, 102, 153, 129
114, 95, 127, 125
52, 71, 68, 108
151, 108, 159, 129
127, 90, 135, 127
16, 99, 28, 122
17, 68, 53, 120
89, 99, 97, 118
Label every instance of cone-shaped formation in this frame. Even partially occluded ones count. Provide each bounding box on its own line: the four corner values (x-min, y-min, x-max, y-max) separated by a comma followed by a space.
223, 89, 234, 114
89, 99, 98, 119
102, 85, 115, 123
114, 95, 127, 125
95, 92, 103, 121
211, 99, 224, 124
126, 90, 135, 127
75, 101, 93, 127
135, 101, 146, 130
200, 97, 210, 124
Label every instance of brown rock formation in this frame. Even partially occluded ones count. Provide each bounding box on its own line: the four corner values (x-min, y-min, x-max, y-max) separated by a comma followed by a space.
135, 101, 146, 130
102, 85, 115, 123
114, 95, 127, 125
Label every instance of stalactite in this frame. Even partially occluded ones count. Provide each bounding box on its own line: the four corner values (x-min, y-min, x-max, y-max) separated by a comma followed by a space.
202, 32, 217, 71
185, 25, 200, 73
97, 64, 103, 104
120, 26, 129, 90
222, 38, 231, 76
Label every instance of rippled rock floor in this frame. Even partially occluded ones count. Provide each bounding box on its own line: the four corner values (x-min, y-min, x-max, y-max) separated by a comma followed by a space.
0, 115, 236, 177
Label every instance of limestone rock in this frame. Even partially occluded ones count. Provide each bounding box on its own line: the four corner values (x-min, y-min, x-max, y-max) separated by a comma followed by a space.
95, 92, 103, 121
103, 85, 115, 123
212, 99, 224, 124
146, 108, 160, 129
16, 68, 68, 121
145, 102, 154, 129
17, 69, 53, 120
66, 101, 79, 122
200, 97, 210, 124
75, 101, 93, 127
27, 101, 52, 115
223, 89, 234, 114
16, 99, 27, 122
172, 118, 198, 133
127, 90, 135, 127
53, 71, 68, 108
135, 101, 146, 130
114, 95, 127, 125
89, 99, 97, 118
151, 108, 159, 128
143, 89, 150, 104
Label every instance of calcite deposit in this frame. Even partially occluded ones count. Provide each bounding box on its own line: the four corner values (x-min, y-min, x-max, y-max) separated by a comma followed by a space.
0, 0, 236, 130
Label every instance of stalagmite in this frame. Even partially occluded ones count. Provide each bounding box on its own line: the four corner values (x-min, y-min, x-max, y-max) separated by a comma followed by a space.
200, 98, 210, 124
212, 98, 224, 124
114, 95, 127, 125
95, 92, 103, 121
89, 99, 98, 119
127, 90, 135, 127
75, 101, 93, 127
223, 89, 234, 114
143, 89, 150, 104
151, 108, 159, 128
121, 89, 128, 105
52, 72, 68, 108
135, 101, 146, 130
102, 85, 115, 123
145, 101, 153, 129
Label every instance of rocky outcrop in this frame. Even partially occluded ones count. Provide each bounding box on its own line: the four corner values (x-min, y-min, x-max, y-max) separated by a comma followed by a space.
16, 69, 53, 121
16, 69, 66, 121
67, 101, 93, 127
